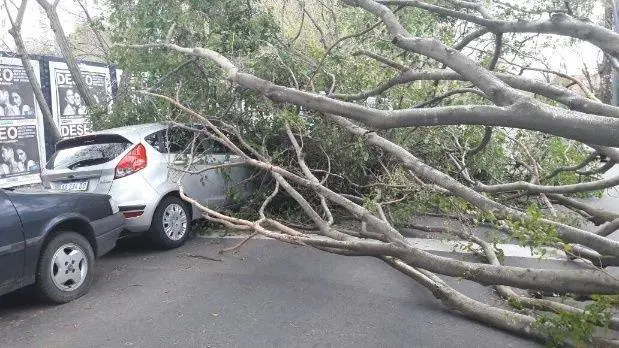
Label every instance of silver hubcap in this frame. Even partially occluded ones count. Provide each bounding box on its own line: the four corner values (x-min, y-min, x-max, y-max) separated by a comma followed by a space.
163, 203, 188, 241
50, 243, 88, 291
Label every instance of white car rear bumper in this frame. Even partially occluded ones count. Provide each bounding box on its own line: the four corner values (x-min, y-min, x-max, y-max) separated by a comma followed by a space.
109, 173, 161, 233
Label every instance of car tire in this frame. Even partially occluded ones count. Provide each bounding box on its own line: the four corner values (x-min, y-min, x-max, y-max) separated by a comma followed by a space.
36, 232, 95, 304
148, 196, 191, 249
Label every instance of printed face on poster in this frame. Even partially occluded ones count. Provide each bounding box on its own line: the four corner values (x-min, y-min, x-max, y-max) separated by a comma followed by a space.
49, 62, 112, 138
0, 57, 45, 188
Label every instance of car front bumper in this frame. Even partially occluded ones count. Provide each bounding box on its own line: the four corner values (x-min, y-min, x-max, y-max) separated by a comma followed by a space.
91, 212, 125, 257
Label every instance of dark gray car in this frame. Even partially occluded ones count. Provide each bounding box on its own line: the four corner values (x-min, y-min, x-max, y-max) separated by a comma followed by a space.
0, 188, 124, 303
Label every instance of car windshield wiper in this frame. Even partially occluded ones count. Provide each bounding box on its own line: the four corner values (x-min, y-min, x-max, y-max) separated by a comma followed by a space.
67, 158, 109, 169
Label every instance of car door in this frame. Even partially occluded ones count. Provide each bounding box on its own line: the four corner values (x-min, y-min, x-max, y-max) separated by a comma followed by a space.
196, 135, 237, 207
0, 190, 25, 288
163, 127, 228, 207
192, 131, 252, 207
208, 139, 252, 207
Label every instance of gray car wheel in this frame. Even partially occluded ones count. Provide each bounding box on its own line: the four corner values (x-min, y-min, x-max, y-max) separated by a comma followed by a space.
36, 232, 95, 304
149, 196, 191, 249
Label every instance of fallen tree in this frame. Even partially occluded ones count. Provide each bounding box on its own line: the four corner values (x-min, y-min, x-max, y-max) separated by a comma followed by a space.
112, 0, 619, 346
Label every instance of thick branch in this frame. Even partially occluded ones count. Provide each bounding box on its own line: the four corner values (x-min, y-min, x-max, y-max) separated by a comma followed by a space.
375, 1, 619, 59
6, 0, 60, 140
596, 218, 619, 237
548, 194, 619, 225
157, 94, 619, 293
577, 161, 615, 176
237, 73, 619, 146
124, 43, 619, 146
487, 33, 502, 71
409, 223, 619, 330
332, 67, 619, 119
475, 174, 619, 194
382, 257, 544, 342
132, 44, 619, 257
35, 0, 97, 107
343, 0, 524, 106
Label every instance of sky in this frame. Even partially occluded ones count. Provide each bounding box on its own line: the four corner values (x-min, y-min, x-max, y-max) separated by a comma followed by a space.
0, 0, 105, 54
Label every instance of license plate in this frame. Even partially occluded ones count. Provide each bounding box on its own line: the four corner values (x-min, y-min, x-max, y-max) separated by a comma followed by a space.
59, 181, 89, 191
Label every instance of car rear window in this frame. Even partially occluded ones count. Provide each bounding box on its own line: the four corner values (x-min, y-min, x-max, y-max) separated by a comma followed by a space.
47, 134, 133, 170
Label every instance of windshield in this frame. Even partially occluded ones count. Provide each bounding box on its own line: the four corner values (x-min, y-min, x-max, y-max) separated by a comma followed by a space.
47, 135, 132, 170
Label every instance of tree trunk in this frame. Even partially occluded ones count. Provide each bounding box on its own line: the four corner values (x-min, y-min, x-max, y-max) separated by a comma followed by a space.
35, 0, 97, 107
7, 2, 60, 141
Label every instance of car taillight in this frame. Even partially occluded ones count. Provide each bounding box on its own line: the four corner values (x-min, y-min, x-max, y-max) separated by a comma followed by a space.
115, 144, 147, 179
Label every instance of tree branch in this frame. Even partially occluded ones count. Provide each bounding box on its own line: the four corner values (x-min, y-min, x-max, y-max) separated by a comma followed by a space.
5, 0, 60, 140
466, 127, 492, 158
544, 151, 599, 181
374, 0, 619, 59
331, 67, 619, 119
475, 174, 619, 195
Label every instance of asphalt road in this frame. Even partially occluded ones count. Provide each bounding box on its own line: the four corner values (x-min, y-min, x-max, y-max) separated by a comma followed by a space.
0, 237, 541, 348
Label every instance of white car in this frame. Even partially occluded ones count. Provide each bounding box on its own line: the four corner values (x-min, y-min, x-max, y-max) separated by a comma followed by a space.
42, 123, 253, 249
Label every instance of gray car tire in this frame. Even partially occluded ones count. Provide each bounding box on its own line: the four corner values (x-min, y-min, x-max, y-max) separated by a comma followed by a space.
148, 196, 191, 249
36, 232, 95, 304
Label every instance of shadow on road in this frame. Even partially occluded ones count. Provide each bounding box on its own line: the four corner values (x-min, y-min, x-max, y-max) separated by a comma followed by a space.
0, 236, 164, 312
0, 287, 42, 312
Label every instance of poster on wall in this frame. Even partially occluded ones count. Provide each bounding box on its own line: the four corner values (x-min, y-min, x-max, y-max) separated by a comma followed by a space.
0, 57, 46, 188
49, 61, 112, 138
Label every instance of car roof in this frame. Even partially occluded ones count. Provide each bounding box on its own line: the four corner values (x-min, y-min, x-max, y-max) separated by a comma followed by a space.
90, 123, 167, 143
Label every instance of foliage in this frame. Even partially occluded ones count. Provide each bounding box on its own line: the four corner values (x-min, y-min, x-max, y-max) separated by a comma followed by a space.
100, 0, 280, 130
534, 296, 615, 347
103, 0, 599, 225
507, 204, 563, 257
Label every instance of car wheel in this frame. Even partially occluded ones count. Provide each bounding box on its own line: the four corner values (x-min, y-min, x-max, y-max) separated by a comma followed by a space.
149, 196, 191, 249
36, 232, 95, 304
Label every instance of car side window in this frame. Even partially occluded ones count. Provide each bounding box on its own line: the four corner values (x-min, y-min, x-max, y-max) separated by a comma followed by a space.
196, 136, 228, 154
147, 126, 232, 155
145, 131, 164, 152
161, 127, 196, 154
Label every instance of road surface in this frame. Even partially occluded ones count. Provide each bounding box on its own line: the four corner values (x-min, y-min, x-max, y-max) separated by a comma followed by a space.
0, 236, 542, 348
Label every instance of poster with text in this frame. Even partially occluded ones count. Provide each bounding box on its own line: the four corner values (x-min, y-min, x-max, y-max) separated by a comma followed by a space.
49, 62, 112, 138
0, 57, 45, 188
